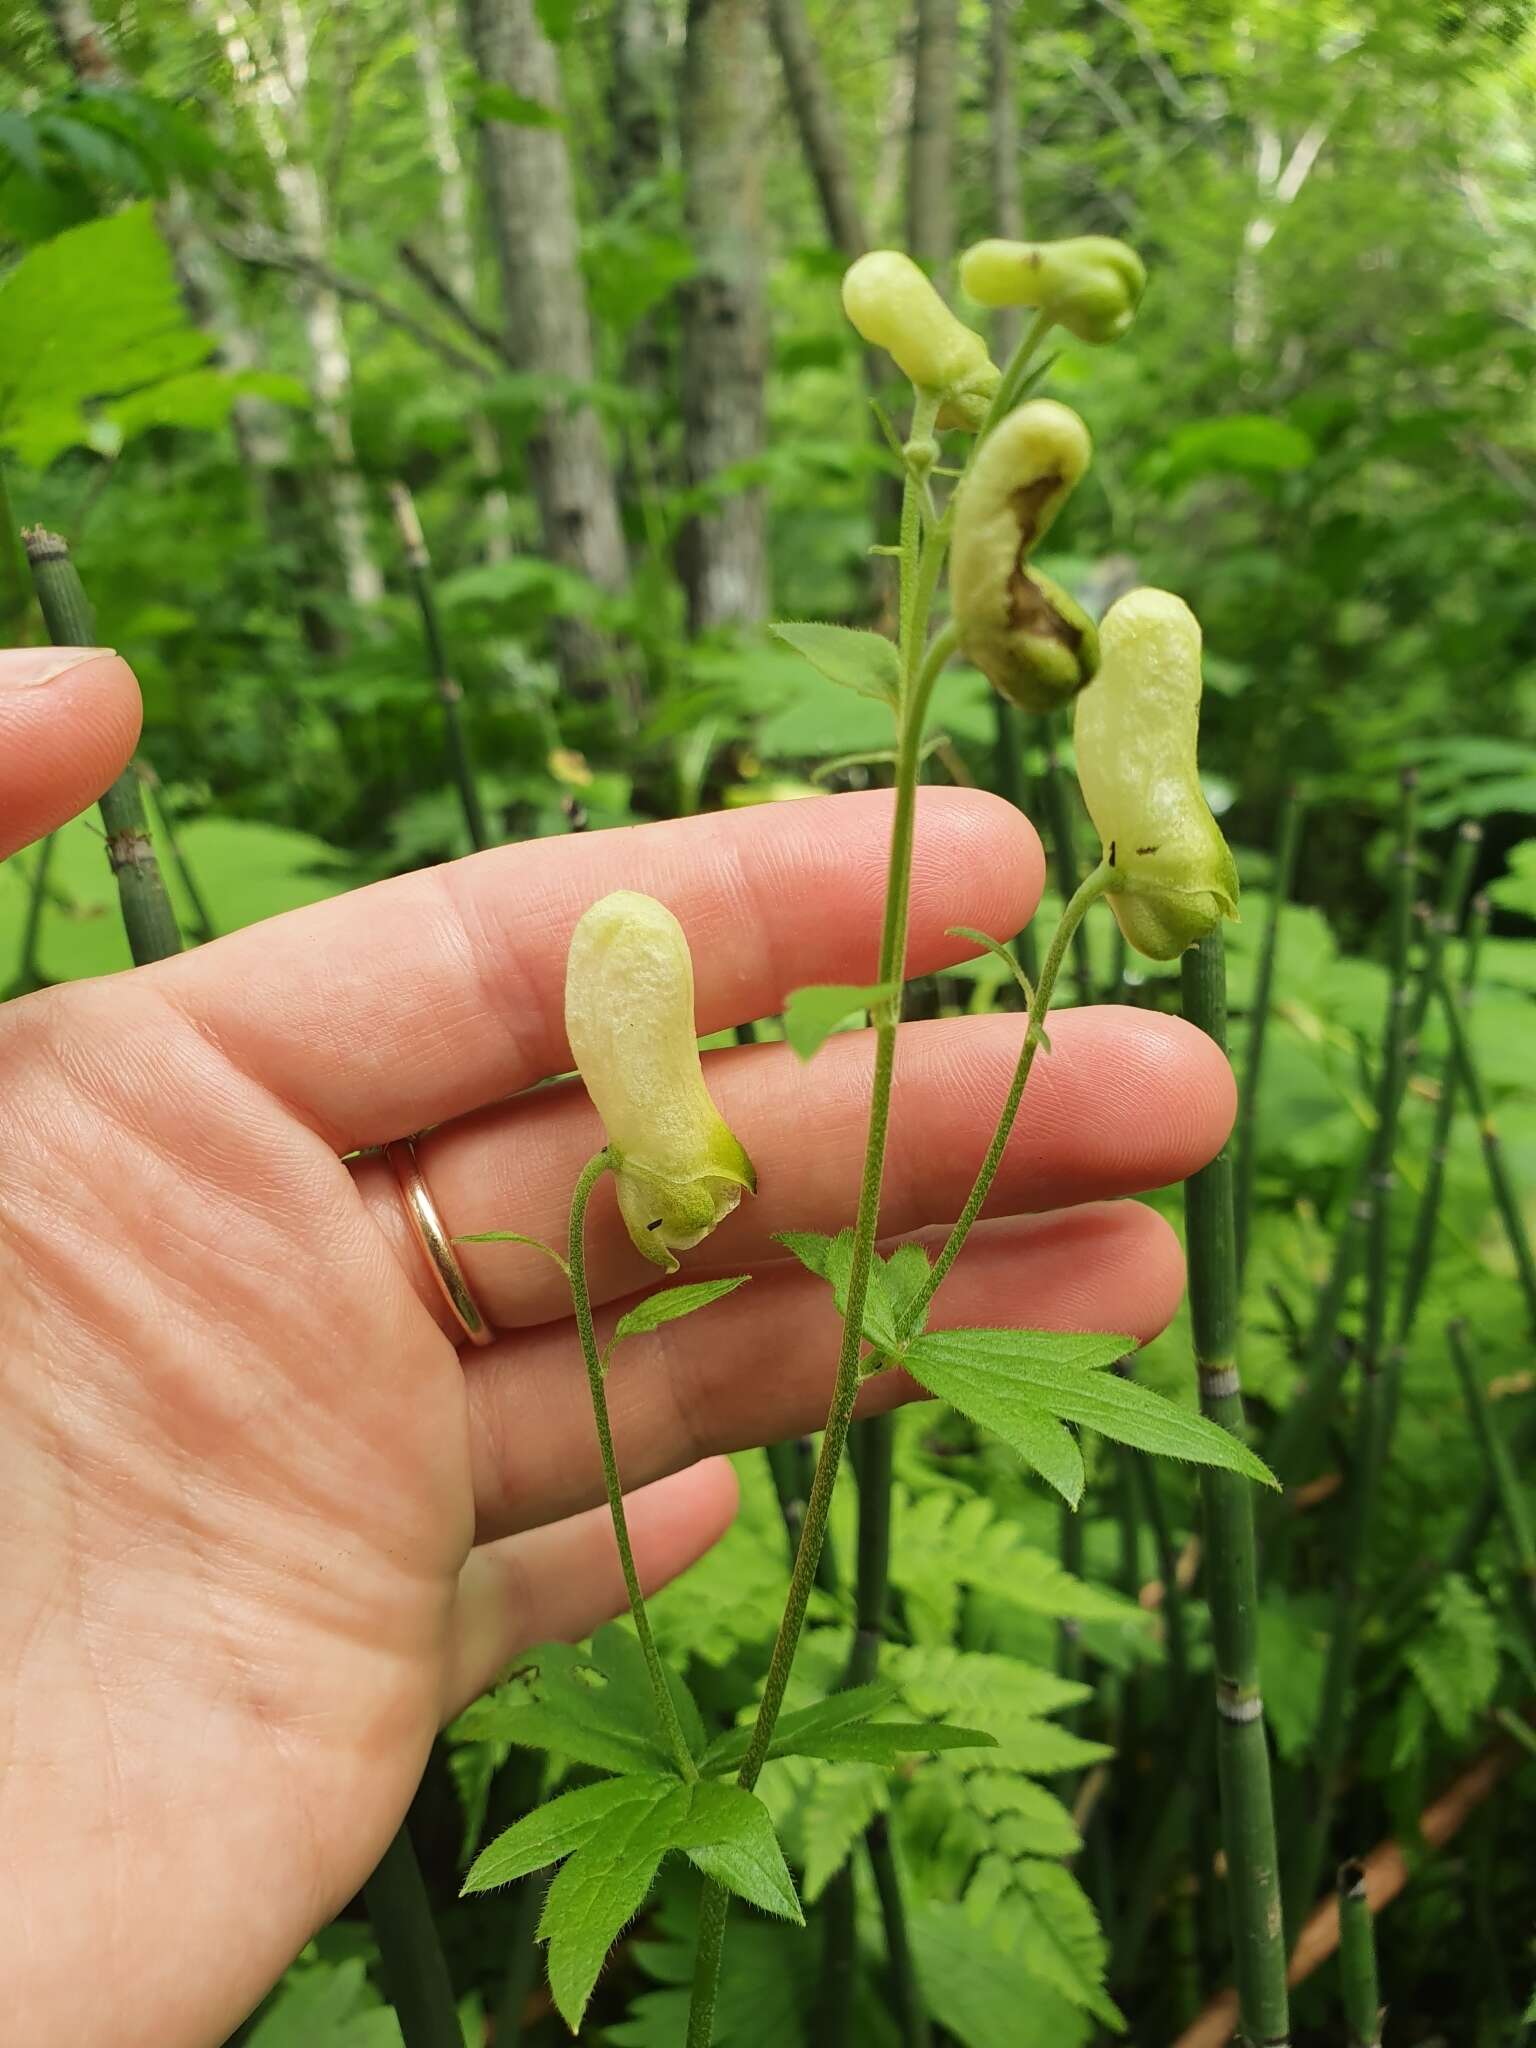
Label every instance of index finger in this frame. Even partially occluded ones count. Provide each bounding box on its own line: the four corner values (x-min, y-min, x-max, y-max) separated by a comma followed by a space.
148, 788, 1043, 1150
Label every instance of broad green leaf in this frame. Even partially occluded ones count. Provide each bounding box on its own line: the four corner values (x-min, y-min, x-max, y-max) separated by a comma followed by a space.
899, 1331, 1091, 1503
0, 203, 211, 464
247, 1958, 403, 2048
462, 1773, 671, 1893
537, 1782, 689, 2029
797, 1721, 997, 1764
905, 1330, 1279, 1489
769, 621, 902, 706
104, 365, 307, 441
452, 1637, 677, 1775
612, 1275, 751, 1344
773, 1230, 914, 1353
703, 1681, 898, 1774
673, 1781, 803, 1923
781, 982, 893, 1061
912, 1902, 1090, 2048
1149, 414, 1314, 491
589, 1623, 708, 1763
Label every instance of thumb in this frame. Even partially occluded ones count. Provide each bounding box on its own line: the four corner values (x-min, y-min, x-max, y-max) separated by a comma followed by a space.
0, 647, 143, 860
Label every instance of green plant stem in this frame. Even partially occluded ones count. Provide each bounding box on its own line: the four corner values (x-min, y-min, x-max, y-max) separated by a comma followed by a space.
1435, 960, 1536, 1334
14, 831, 56, 991
901, 856, 1119, 1335
990, 690, 1040, 995
1033, 713, 1095, 1007
1336, 1861, 1382, 2048
389, 481, 492, 853
1235, 788, 1303, 1277
978, 307, 1055, 436
1448, 1319, 1536, 1631
139, 762, 217, 942
23, 528, 184, 966
866, 1814, 928, 2048
1180, 928, 1291, 2048
688, 394, 949, 2048
362, 1815, 463, 2048
1285, 773, 1417, 1931
567, 1150, 697, 1780
1401, 819, 1481, 1059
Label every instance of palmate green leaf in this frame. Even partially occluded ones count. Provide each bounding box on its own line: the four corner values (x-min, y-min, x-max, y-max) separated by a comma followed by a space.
462, 1773, 671, 1893
773, 1231, 932, 1352
781, 982, 894, 1061
452, 1629, 688, 1776
612, 1275, 751, 1344
477, 1775, 799, 2029
768, 620, 902, 706
537, 1779, 689, 2029
911, 1902, 1090, 2048
703, 1680, 898, 1774
0, 202, 212, 464
671, 1780, 803, 1923
905, 1329, 1278, 1491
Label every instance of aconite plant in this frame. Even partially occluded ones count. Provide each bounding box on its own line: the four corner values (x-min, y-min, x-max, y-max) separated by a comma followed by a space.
458, 236, 1291, 2048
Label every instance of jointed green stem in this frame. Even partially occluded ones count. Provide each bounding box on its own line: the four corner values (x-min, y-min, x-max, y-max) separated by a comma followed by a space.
24, 530, 184, 967
567, 1151, 697, 1781
1336, 1861, 1382, 2048
1181, 930, 1290, 2048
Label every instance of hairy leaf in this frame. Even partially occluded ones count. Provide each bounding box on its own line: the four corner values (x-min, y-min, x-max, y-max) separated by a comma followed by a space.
612, 1275, 751, 1344
769, 620, 902, 706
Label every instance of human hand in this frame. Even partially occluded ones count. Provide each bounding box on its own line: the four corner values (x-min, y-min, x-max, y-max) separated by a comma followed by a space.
0, 648, 1231, 2045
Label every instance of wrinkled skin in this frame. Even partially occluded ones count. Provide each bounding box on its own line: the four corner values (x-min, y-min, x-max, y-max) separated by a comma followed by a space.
0, 649, 1233, 2046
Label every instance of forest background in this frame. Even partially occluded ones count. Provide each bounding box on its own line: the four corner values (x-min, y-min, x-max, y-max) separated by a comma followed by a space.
3, 1, 1536, 2045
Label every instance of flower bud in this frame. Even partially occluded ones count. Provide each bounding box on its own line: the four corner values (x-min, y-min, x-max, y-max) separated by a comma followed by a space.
842, 250, 1000, 427
959, 236, 1147, 344
951, 400, 1098, 712
565, 891, 756, 1270
1073, 589, 1239, 961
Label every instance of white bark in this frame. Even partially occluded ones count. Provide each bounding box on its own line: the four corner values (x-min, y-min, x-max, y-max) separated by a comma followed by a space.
679, 0, 770, 630
407, 0, 510, 561
463, 0, 631, 696
217, 0, 384, 606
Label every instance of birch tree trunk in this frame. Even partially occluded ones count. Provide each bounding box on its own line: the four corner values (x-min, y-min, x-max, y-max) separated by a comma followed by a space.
216, 0, 385, 608
463, 0, 632, 699
677, 0, 770, 632
907, 0, 958, 272
768, 0, 868, 255
407, 0, 511, 562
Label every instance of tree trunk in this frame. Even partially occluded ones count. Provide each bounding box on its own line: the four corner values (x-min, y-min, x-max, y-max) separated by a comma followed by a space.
407, 0, 511, 561
768, 0, 868, 255
609, 0, 669, 195
216, 0, 385, 608
907, 0, 958, 272
987, 0, 1024, 361
678, 0, 770, 633
462, 0, 632, 699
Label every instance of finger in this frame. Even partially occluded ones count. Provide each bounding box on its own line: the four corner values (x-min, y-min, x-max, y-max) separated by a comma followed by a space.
0, 648, 142, 858
355, 1005, 1232, 1338
150, 788, 1042, 1149
464, 1201, 1184, 1543
444, 1457, 740, 1716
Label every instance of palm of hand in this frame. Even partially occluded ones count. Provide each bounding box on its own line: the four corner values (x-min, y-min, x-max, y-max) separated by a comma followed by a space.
2, 664, 1226, 2047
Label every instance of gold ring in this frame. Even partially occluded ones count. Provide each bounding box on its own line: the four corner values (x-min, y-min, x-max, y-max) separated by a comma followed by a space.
384, 1138, 494, 1347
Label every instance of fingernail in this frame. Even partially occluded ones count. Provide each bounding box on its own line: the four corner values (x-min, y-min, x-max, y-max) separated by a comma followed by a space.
0, 646, 116, 691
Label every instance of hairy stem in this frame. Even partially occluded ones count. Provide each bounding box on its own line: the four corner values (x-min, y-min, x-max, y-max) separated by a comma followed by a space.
568, 1151, 697, 1779
1181, 929, 1290, 2048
